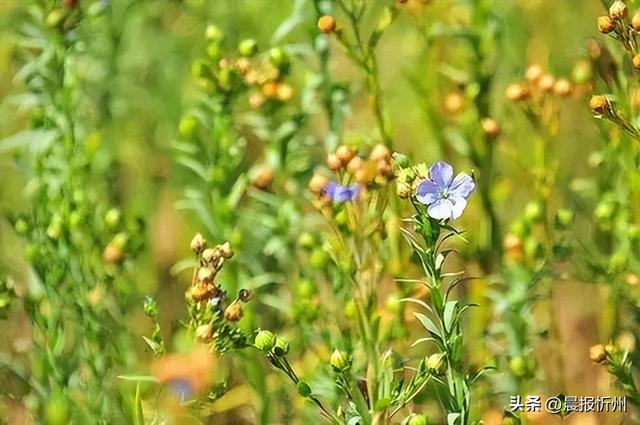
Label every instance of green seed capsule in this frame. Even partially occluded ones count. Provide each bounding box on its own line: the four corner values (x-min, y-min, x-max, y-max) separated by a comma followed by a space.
296, 381, 312, 397
238, 39, 258, 57
407, 414, 428, 425
254, 330, 275, 351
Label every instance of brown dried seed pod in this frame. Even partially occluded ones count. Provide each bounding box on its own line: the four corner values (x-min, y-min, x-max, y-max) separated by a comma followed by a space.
252, 166, 274, 190
633, 12, 640, 31
198, 267, 214, 284
609, 0, 628, 20
308, 173, 329, 194
196, 324, 214, 343
597, 15, 615, 34
219, 242, 233, 259
224, 300, 244, 322
396, 182, 412, 199
553, 78, 572, 97
506, 83, 529, 101
317, 15, 337, 34
346, 156, 365, 174
336, 145, 356, 165
369, 144, 391, 163
376, 159, 393, 178
191, 233, 207, 254
191, 283, 217, 302
326, 153, 342, 171
525, 64, 544, 83
589, 95, 609, 114
538, 74, 555, 92
481, 118, 501, 138
589, 344, 607, 363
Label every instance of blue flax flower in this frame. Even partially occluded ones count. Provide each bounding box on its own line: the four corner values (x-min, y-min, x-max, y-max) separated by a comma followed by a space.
415, 161, 475, 220
323, 181, 360, 203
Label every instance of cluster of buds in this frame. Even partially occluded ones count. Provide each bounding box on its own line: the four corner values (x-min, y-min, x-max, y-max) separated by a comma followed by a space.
244, 47, 295, 109
188, 234, 252, 333
327, 144, 393, 185
589, 94, 640, 138
254, 329, 290, 356
597, 1, 640, 63
393, 157, 426, 199
506, 64, 574, 104
589, 343, 614, 364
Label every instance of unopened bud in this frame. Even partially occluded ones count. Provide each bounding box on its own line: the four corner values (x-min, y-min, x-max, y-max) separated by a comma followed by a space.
219, 242, 233, 258
277, 83, 294, 102
330, 349, 351, 372
196, 324, 214, 342
369, 144, 391, 162
444, 93, 464, 114
426, 353, 446, 375
273, 336, 290, 356
407, 414, 428, 425
254, 330, 275, 351
198, 267, 214, 284
238, 39, 258, 57
103, 243, 123, 264
346, 156, 365, 174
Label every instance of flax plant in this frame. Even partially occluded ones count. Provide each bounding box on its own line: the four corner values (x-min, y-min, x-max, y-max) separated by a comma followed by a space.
2, 1, 144, 423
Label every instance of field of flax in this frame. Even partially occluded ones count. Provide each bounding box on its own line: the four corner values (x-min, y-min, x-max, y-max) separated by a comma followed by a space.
1, 0, 640, 424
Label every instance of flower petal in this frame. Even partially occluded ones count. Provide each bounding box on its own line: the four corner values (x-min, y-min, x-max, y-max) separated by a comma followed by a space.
415, 179, 439, 205
449, 173, 475, 198
427, 199, 454, 220
449, 196, 468, 219
332, 186, 351, 202
429, 161, 454, 187
323, 182, 337, 198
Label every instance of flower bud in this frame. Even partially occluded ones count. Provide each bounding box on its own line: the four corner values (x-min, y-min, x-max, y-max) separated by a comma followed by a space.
336, 145, 356, 165
590, 344, 607, 363
554, 208, 574, 229
509, 356, 527, 378
633, 11, 640, 31
14, 218, 28, 235
506, 83, 529, 101
224, 300, 243, 322
317, 15, 337, 34
273, 336, 290, 356
330, 349, 351, 372
326, 153, 343, 171
597, 16, 615, 34
269, 47, 289, 70
407, 414, 428, 425
105, 208, 121, 229
238, 39, 258, 57
178, 116, 198, 139
589, 94, 610, 115
309, 173, 329, 195
251, 166, 274, 190
262, 81, 279, 99
481, 118, 501, 138
426, 353, 446, 375
191, 233, 207, 254
297, 381, 312, 397
205, 24, 223, 41
609, 1, 627, 20
633, 54, 640, 70
553, 78, 572, 97
524, 201, 544, 223
142, 296, 159, 318
196, 324, 214, 342
45, 392, 70, 425
254, 330, 275, 351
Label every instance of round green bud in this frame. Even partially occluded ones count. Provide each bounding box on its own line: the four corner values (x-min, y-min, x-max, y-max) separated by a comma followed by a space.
335, 210, 348, 227
191, 59, 210, 79
296, 381, 312, 397
297, 232, 316, 249
105, 208, 121, 229
68, 211, 82, 229
206, 43, 222, 60
142, 296, 159, 318
524, 201, 544, 223
594, 201, 614, 221
295, 279, 316, 298
273, 336, 290, 356
385, 292, 402, 314
330, 349, 351, 372
407, 414, 428, 425
501, 416, 518, 425
554, 208, 574, 229
509, 356, 527, 378
46, 9, 67, 28
14, 218, 29, 235
344, 299, 357, 319
309, 249, 329, 269
269, 47, 289, 69
238, 39, 258, 57
524, 237, 542, 259
179, 116, 198, 138
112, 232, 129, 250
205, 24, 223, 41
254, 330, 275, 351
426, 353, 446, 375
381, 349, 402, 370
44, 392, 70, 425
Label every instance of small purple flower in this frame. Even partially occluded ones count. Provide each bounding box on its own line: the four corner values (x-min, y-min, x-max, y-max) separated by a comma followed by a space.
323, 181, 360, 203
415, 161, 475, 220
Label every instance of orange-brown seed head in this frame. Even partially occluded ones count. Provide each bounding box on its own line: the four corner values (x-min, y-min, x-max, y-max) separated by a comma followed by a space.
597, 15, 615, 33
317, 15, 337, 34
